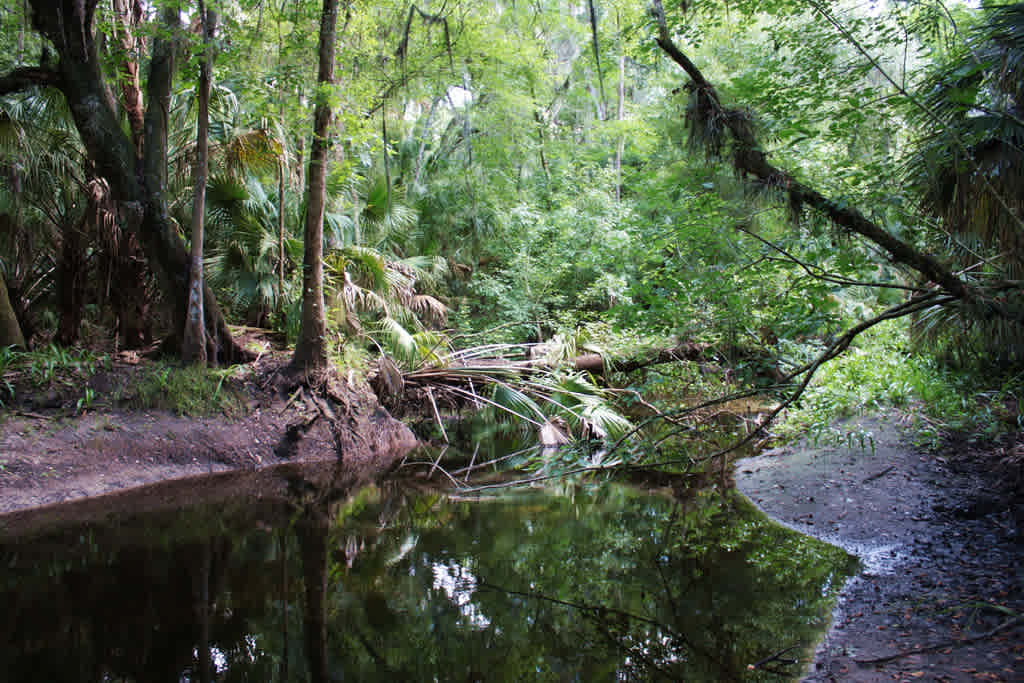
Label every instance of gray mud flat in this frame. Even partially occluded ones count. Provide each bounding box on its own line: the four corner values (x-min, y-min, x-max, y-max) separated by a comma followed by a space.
736, 416, 1023, 682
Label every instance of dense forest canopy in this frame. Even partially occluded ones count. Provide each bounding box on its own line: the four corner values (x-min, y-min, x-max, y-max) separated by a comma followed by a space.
0, 0, 1020, 442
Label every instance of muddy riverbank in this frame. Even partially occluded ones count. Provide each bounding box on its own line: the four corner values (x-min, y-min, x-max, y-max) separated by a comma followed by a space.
0, 357, 418, 521
736, 416, 1023, 682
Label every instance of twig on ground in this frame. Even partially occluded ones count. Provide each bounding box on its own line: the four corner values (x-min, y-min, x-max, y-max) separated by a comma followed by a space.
862, 465, 895, 483
853, 616, 1021, 665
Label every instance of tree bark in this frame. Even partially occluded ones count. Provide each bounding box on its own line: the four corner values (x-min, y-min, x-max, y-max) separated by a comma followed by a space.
0, 271, 26, 349
55, 206, 87, 347
292, 0, 340, 373
182, 4, 217, 365
107, 0, 153, 350
111, 0, 144, 158
22, 0, 252, 364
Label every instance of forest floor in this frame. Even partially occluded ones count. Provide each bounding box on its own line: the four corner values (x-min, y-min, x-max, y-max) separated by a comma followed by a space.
737, 415, 1023, 682
0, 336, 417, 529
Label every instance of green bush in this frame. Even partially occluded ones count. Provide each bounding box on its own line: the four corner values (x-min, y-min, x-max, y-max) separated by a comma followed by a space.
779, 320, 1020, 448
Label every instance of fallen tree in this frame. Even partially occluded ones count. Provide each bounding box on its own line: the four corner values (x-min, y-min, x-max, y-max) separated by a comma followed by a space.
650, 0, 1024, 325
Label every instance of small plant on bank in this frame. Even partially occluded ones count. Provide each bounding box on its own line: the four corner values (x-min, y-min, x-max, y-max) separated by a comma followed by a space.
0, 346, 16, 406
75, 387, 95, 415
9, 345, 104, 387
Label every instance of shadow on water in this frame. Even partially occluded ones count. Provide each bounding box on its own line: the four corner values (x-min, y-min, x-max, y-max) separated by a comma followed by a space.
0, 465, 857, 682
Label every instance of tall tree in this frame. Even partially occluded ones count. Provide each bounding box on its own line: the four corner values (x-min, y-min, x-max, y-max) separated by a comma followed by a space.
182, 2, 218, 365
0, 0, 252, 364
292, 0, 341, 372
108, 0, 152, 350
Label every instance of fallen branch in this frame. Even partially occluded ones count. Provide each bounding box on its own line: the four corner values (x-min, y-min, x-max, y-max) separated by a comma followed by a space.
853, 616, 1021, 665
619, 292, 952, 469
862, 465, 895, 483
749, 644, 802, 670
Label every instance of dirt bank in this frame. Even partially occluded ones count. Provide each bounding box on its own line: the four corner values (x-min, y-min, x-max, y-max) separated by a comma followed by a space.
0, 355, 418, 522
736, 416, 1023, 682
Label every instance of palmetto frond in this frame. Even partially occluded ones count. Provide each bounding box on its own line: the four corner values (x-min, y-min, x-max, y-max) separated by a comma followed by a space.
203, 173, 301, 320
910, 3, 1024, 277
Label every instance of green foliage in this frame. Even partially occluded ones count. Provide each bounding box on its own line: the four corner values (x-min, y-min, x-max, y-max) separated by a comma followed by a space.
10, 344, 102, 388
133, 364, 243, 418
2, 0, 1017, 436
0, 345, 16, 405
780, 320, 1021, 448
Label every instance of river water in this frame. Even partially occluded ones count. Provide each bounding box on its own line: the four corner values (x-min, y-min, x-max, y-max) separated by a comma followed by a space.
0, 469, 856, 681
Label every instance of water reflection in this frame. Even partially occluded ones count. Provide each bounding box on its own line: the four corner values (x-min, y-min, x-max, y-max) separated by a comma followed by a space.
0, 478, 856, 681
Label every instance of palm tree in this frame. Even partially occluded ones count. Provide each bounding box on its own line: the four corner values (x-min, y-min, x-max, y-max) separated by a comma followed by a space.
908, 3, 1024, 364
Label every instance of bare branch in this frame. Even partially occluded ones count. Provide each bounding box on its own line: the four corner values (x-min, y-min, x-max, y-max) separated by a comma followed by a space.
0, 66, 60, 95
734, 224, 928, 293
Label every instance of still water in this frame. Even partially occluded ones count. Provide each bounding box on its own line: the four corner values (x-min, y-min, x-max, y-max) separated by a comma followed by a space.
0, 472, 856, 682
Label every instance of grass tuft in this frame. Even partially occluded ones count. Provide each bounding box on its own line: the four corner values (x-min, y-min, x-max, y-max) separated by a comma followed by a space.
133, 364, 244, 417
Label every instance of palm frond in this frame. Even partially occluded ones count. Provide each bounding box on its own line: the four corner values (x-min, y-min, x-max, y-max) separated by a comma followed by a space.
378, 316, 417, 366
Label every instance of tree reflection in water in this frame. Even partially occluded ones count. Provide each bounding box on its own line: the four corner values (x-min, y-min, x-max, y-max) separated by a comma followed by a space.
0, 478, 856, 681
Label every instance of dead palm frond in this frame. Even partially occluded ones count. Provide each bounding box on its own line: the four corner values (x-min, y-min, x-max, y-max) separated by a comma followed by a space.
397, 343, 635, 458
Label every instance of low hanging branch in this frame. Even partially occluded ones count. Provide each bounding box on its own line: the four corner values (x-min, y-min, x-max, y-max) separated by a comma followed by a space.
613, 291, 955, 470
649, 0, 1023, 321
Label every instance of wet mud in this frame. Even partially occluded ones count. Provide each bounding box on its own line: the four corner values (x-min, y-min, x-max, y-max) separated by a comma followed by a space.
737, 416, 1023, 682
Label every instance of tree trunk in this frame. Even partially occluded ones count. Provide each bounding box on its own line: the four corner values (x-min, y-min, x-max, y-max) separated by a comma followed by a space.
297, 506, 330, 683
182, 5, 217, 365
111, 0, 144, 157
55, 211, 86, 347
0, 271, 26, 349
22, 0, 252, 364
108, 0, 153, 349
292, 0, 340, 373
615, 53, 625, 202
587, 0, 607, 121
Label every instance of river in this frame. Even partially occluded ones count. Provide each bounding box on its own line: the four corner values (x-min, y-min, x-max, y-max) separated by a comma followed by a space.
0, 463, 856, 681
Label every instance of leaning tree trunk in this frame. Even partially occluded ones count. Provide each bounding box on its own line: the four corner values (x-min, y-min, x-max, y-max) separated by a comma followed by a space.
648, 0, 1024, 323
0, 271, 25, 349
292, 0, 340, 373
17, 0, 252, 364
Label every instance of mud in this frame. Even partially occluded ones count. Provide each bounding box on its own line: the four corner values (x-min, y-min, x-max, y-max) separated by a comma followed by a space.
0, 357, 418, 523
736, 416, 1023, 682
